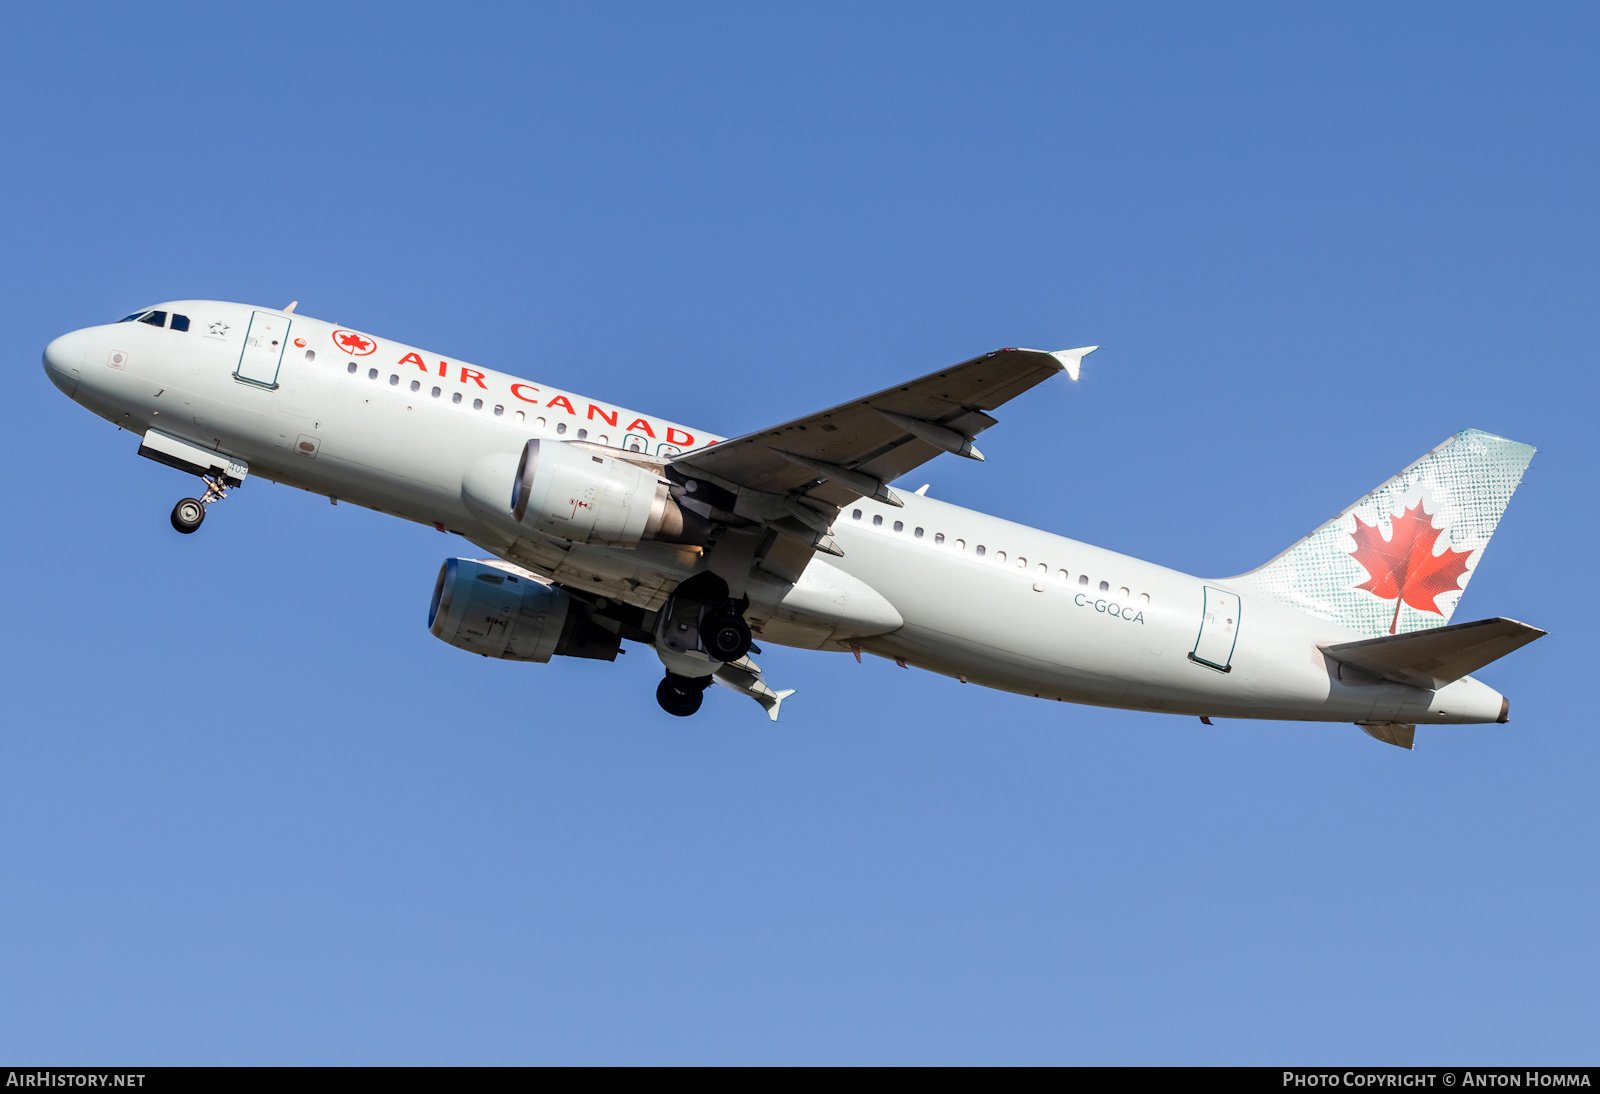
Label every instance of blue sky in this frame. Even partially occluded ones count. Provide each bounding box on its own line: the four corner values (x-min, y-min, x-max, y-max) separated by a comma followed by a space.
1, 1, 1595, 1064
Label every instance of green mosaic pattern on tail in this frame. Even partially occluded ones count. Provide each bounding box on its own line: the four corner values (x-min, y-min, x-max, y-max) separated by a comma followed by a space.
1232, 429, 1535, 637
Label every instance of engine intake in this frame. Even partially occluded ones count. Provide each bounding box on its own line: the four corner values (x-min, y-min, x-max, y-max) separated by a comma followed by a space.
428, 558, 620, 662
509, 439, 704, 546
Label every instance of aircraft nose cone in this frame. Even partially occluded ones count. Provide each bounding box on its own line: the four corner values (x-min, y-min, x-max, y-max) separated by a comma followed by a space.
42, 329, 88, 396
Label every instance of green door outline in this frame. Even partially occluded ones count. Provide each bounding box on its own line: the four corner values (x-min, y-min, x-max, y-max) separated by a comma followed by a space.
1188, 586, 1241, 672
236, 311, 290, 389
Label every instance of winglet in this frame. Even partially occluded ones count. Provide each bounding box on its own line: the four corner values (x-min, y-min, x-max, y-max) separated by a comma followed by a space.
760, 688, 797, 722
1048, 345, 1098, 381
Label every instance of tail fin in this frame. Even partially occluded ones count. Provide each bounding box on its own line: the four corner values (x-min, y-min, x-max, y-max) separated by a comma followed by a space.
1232, 429, 1535, 637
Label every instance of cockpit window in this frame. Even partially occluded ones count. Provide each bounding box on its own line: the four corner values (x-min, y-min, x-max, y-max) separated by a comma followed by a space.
118, 311, 149, 323
170, 314, 190, 331
138, 311, 168, 327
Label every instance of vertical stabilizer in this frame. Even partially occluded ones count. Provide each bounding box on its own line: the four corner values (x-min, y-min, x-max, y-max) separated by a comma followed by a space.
1232, 429, 1534, 637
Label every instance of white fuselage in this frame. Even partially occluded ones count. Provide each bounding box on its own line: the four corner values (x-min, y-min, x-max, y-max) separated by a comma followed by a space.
41, 300, 1509, 726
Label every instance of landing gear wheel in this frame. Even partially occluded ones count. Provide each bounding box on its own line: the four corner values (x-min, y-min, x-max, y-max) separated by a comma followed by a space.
171, 498, 206, 534
701, 612, 753, 663
656, 674, 709, 717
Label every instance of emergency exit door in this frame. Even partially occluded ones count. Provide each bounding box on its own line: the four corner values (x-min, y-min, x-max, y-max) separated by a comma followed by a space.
236, 311, 290, 388
1189, 586, 1240, 672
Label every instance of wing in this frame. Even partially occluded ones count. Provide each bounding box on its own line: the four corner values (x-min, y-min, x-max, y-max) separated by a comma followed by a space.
668, 345, 1095, 559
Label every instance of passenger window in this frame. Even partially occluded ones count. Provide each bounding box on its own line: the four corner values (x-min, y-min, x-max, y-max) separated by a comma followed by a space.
1139, 593, 1150, 605
431, 386, 441, 398
1036, 563, 1046, 573
556, 421, 566, 434
1016, 557, 1027, 568
536, 417, 546, 428
852, 509, 862, 520
515, 411, 525, 423
976, 545, 986, 556
576, 427, 586, 438
495, 406, 505, 417
995, 550, 1004, 562
914, 527, 924, 538
170, 314, 190, 332
475, 399, 485, 411
1058, 569, 1069, 582
389, 374, 399, 386
954, 539, 964, 550
873, 514, 883, 526
304, 349, 314, 361
138, 311, 167, 327
410, 380, 421, 392
597, 433, 607, 443
368, 368, 379, 379
347, 363, 357, 374
1079, 575, 1089, 587
1099, 581, 1110, 592
1119, 587, 1130, 598
935, 533, 944, 544
453, 392, 463, 404
893, 521, 903, 532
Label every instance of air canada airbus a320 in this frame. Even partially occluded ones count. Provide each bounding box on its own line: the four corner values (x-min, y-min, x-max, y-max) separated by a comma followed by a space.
42, 301, 1544, 747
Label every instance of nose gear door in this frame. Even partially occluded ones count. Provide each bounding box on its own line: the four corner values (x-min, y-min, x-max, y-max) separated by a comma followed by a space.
235, 311, 290, 388
1189, 586, 1240, 672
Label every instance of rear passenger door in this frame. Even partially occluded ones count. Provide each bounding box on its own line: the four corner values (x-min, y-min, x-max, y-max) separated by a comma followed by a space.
236, 311, 290, 388
1189, 586, 1240, 672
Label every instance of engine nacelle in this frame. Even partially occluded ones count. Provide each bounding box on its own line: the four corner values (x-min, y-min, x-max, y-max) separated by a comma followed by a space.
428, 558, 620, 662
509, 439, 701, 546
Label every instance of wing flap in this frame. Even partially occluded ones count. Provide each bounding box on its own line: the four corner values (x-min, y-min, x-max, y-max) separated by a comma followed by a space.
672, 346, 1089, 546
1321, 617, 1546, 690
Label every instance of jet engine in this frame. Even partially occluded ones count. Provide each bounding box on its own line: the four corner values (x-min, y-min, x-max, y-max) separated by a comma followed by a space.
509, 439, 705, 546
428, 558, 621, 662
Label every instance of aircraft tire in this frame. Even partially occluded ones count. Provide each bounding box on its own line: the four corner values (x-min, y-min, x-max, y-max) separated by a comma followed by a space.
657, 675, 706, 717
171, 498, 206, 534
701, 612, 752, 663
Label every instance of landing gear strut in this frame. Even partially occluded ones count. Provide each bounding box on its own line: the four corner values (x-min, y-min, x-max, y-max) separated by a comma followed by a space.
170, 471, 234, 535
657, 672, 712, 717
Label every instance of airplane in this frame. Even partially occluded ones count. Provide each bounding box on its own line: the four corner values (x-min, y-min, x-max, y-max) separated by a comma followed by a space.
41, 300, 1544, 748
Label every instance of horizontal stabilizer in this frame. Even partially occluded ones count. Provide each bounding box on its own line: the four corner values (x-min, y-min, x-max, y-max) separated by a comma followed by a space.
1322, 616, 1546, 690
1359, 722, 1416, 750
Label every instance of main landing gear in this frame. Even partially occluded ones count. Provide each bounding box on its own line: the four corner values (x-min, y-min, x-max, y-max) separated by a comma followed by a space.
170, 472, 233, 535
652, 572, 759, 716
699, 607, 752, 663
656, 673, 712, 717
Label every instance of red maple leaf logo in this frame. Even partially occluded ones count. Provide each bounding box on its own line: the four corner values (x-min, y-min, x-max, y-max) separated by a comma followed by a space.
337, 331, 373, 353
1349, 498, 1472, 633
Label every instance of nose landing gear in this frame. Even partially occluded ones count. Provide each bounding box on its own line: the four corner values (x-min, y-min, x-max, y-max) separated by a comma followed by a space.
170, 498, 205, 533
169, 472, 233, 535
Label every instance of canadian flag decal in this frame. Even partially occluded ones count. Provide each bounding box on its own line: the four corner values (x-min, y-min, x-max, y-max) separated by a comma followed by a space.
1349, 498, 1472, 633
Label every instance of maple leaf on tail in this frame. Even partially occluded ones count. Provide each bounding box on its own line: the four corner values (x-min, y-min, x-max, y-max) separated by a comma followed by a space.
1349, 498, 1473, 633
